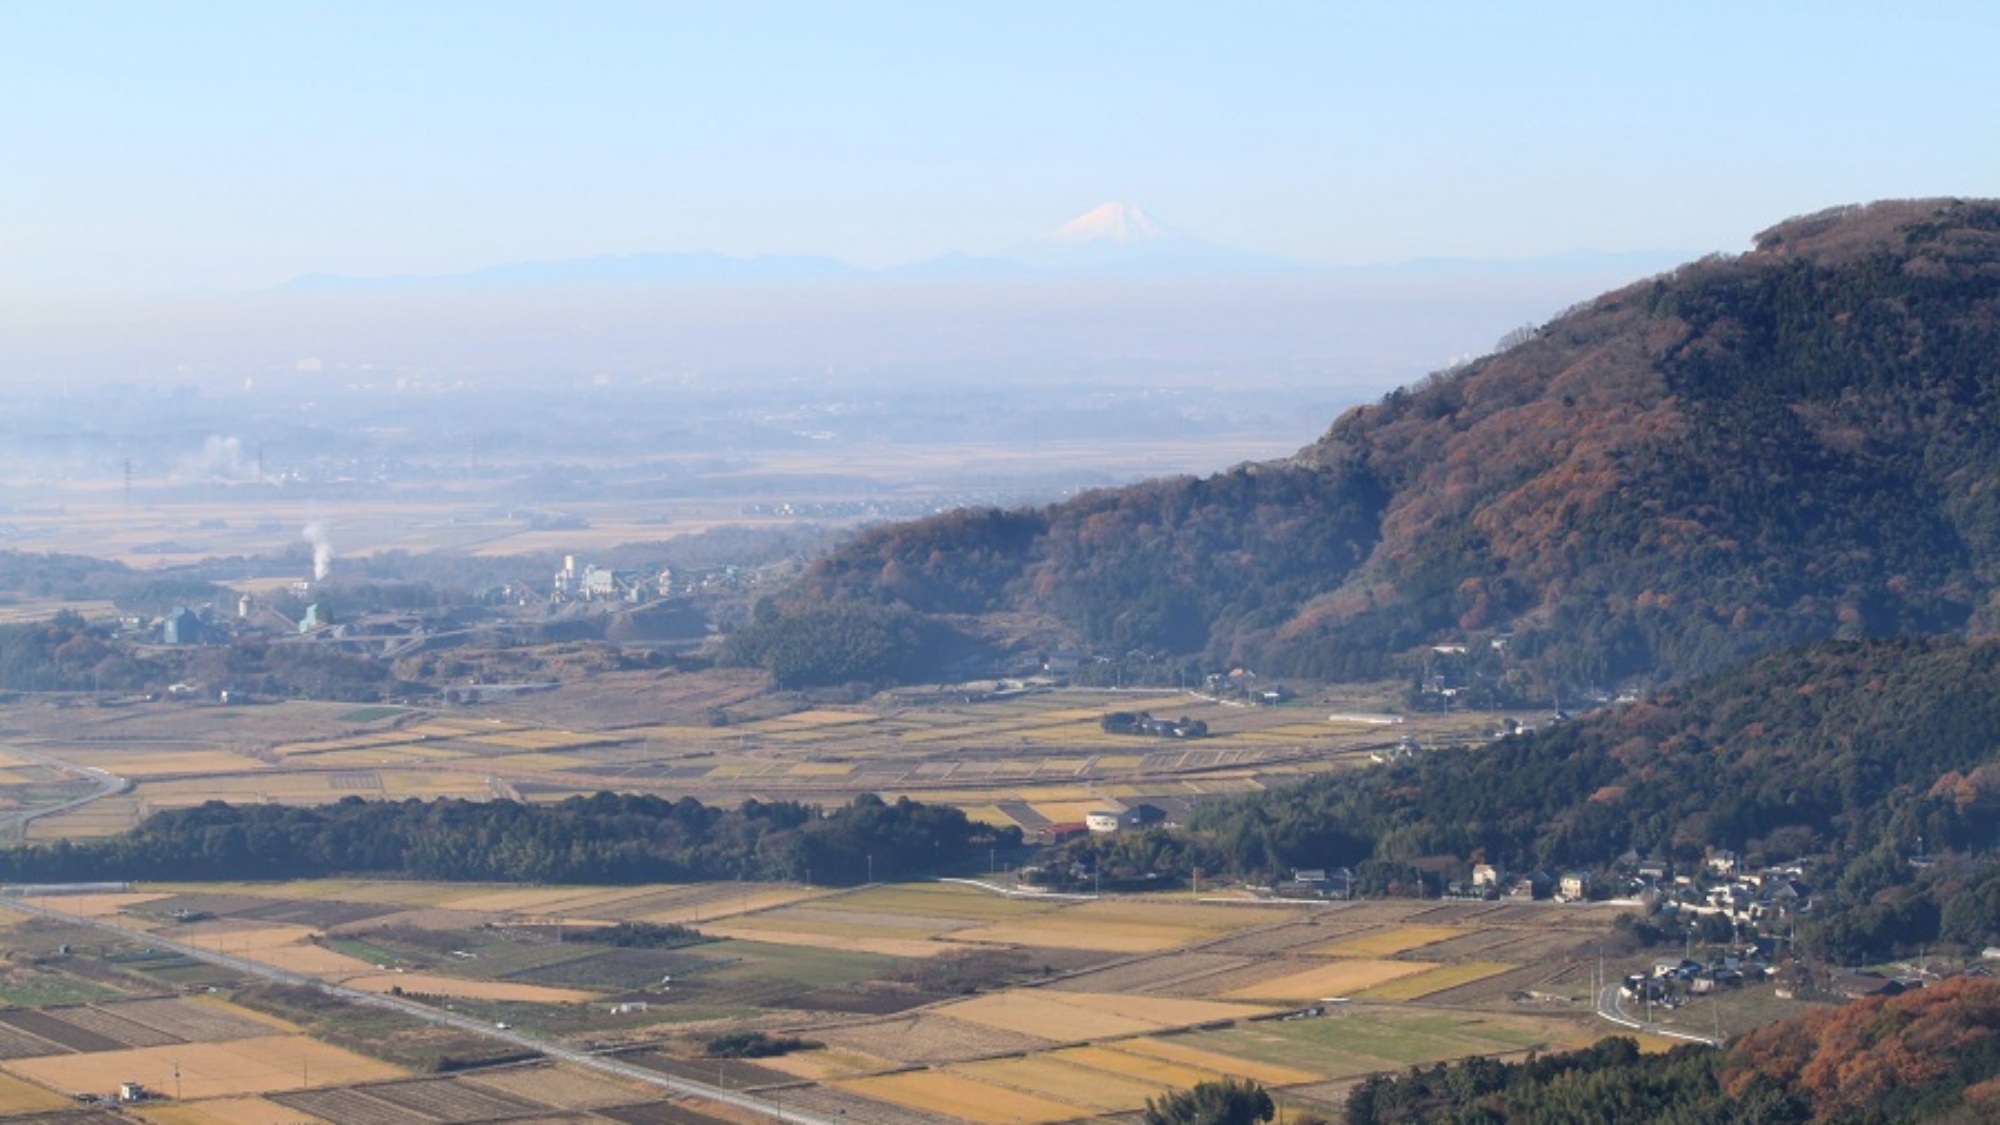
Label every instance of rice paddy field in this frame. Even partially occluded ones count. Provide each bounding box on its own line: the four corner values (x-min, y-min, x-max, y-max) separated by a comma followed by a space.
0, 877, 1654, 1125
0, 683, 1497, 843
0, 680, 1645, 1123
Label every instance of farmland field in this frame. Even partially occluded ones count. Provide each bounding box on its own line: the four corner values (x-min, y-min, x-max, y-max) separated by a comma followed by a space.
836, 1070, 1084, 1125
0, 874, 1682, 1124
1354, 960, 1516, 1002
0, 671, 1481, 842
1316, 924, 1463, 957
5, 1034, 402, 1099
1223, 958, 1436, 1002
938, 989, 1274, 1039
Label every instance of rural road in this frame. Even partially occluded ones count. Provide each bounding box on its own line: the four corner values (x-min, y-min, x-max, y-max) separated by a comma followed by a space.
0, 743, 130, 839
0, 895, 841, 1125
1596, 981, 1723, 1047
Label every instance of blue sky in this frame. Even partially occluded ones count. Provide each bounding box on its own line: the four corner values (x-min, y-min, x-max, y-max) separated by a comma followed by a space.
4, 1, 1996, 295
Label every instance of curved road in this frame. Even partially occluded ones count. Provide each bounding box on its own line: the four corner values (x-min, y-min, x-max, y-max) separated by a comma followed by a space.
1596, 981, 1723, 1047
0, 895, 837, 1125
0, 744, 130, 839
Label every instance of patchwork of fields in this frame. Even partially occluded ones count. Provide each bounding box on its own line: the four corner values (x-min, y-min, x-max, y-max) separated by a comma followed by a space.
0, 879, 1635, 1124
3, 688, 1496, 841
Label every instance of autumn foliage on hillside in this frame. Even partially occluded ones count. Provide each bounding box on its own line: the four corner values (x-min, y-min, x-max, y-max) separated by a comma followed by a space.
1724, 977, 2000, 1122
1081, 638, 1999, 961
755, 199, 2000, 692
1344, 977, 2000, 1123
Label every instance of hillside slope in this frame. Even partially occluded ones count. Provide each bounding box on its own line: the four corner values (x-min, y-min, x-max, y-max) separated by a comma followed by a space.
1042, 637, 1999, 962
761, 199, 2000, 689
1345, 976, 2000, 1125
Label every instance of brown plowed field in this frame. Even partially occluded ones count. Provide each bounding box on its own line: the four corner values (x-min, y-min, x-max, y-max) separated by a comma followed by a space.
363, 1077, 546, 1120
39, 1004, 182, 1048
462, 1063, 659, 1111
0, 1022, 64, 1060
1405, 903, 1511, 924
0, 1009, 124, 1052
103, 996, 284, 1041
621, 1049, 794, 1090
1204, 922, 1374, 955
597, 1102, 738, 1125
270, 1087, 436, 1125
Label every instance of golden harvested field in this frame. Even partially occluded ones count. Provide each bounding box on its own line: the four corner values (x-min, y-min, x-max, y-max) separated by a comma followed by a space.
953, 1054, 1170, 1112
68, 749, 268, 777
4, 1035, 401, 1099
1355, 961, 1517, 1002
836, 1070, 1084, 1125
0, 1071, 71, 1115
938, 989, 1271, 1040
1043, 1044, 1222, 1091
341, 972, 599, 1003
1110, 1037, 1321, 1085
247, 944, 379, 976
1318, 925, 1465, 958
746, 1046, 887, 1081
1223, 959, 1437, 1001
132, 1095, 335, 1125
20, 891, 170, 916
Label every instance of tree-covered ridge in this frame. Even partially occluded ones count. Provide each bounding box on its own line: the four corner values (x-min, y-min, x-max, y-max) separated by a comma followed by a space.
0, 791, 1015, 886
754, 199, 2000, 692
1065, 639, 1999, 957
1343, 976, 2000, 1124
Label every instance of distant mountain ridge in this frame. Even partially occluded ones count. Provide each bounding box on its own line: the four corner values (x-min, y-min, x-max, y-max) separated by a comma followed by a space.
279, 249, 866, 292
274, 202, 1682, 291
755, 198, 2000, 691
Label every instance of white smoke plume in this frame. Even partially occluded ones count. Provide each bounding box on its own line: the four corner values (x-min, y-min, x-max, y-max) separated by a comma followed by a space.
181, 435, 247, 481
301, 522, 333, 581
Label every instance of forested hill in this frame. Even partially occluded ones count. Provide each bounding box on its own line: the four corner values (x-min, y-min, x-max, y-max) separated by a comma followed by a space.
749, 199, 2000, 690
1343, 976, 2000, 1125
1088, 637, 2000, 962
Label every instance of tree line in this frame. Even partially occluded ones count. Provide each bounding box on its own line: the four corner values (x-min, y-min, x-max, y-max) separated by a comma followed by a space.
0, 791, 1017, 886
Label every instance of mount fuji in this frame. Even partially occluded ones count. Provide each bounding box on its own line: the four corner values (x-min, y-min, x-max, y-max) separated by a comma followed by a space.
992, 202, 1307, 276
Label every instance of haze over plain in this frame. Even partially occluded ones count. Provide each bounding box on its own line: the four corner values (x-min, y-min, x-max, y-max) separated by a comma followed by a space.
3, 2, 1995, 391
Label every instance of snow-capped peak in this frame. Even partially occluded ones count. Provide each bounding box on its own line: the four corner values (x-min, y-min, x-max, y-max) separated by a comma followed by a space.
1032, 202, 1174, 246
